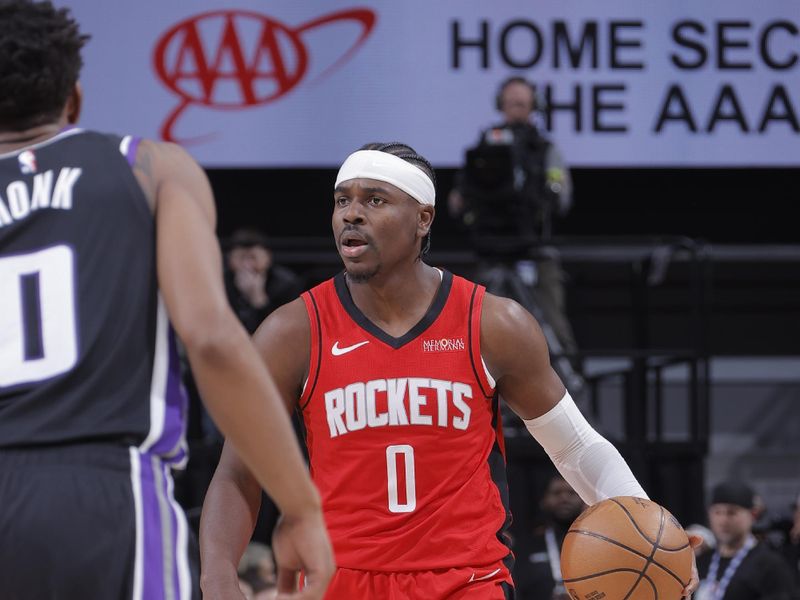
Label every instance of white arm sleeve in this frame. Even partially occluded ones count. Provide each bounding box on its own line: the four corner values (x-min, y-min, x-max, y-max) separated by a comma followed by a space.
523, 392, 648, 505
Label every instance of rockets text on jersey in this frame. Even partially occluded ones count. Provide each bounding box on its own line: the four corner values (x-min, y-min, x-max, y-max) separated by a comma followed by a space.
323, 377, 473, 437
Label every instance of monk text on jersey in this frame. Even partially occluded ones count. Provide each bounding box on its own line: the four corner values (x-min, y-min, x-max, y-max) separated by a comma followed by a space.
0, 168, 82, 227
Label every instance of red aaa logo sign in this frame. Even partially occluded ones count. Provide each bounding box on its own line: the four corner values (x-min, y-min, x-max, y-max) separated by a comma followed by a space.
153, 9, 376, 143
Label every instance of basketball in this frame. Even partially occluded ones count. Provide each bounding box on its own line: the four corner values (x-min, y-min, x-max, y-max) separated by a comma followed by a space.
560, 496, 693, 600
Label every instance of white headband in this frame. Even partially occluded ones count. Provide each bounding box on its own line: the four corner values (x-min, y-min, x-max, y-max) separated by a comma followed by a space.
335, 150, 435, 206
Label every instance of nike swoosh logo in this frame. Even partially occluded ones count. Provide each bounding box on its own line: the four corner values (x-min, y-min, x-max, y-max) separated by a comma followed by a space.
468, 568, 501, 583
331, 340, 370, 356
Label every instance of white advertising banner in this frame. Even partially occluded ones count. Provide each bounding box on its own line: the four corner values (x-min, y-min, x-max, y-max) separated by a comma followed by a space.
63, 1, 799, 167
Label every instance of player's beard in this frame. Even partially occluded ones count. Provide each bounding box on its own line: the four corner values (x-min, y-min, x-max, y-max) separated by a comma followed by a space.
346, 263, 380, 283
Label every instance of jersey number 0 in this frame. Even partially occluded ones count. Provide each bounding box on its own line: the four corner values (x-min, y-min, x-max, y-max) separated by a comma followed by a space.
0, 245, 78, 387
386, 444, 417, 513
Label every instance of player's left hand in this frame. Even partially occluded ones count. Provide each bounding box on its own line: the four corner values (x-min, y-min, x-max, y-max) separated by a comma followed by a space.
681, 534, 703, 597
272, 510, 334, 600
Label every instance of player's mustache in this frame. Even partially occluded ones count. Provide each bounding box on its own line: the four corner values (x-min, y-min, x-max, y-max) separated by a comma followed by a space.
339, 225, 373, 245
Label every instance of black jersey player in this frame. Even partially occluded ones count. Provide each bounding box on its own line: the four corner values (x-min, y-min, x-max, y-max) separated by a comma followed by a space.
0, 2, 332, 599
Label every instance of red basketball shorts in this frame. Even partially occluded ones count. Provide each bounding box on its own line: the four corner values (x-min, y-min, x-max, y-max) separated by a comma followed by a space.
317, 563, 513, 599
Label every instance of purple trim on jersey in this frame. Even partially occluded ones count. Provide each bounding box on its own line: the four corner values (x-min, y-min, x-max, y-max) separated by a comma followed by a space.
166, 463, 185, 600
126, 136, 142, 167
170, 445, 188, 466
132, 450, 191, 600
152, 327, 188, 458
138, 454, 167, 599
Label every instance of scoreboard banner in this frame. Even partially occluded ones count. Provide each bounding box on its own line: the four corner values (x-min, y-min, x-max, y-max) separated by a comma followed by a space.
64, 1, 799, 167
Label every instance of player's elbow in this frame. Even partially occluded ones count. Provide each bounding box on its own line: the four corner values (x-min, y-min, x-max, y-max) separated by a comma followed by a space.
176, 309, 245, 361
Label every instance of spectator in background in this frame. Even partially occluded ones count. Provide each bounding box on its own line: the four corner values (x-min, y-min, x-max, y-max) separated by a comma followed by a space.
238, 542, 277, 600
752, 492, 773, 542
776, 492, 800, 597
697, 481, 795, 600
448, 76, 583, 397
513, 474, 586, 600
225, 228, 304, 333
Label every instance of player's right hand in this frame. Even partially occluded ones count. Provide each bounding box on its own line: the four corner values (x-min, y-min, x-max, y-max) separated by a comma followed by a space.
272, 510, 335, 599
681, 533, 703, 598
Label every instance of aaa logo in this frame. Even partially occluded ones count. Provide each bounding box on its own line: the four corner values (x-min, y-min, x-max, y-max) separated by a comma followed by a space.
153, 9, 376, 143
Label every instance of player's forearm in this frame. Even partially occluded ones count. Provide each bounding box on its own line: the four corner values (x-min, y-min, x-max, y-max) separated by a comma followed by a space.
184, 321, 320, 516
199, 464, 261, 584
524, 391, 648, 505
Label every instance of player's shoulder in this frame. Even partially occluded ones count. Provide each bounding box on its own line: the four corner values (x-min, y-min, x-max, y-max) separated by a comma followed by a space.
481, 291, 536, 333
253, 297, 310, 350
135, 138, 197, 169
270, 296, 310, 325
444, 271, 526, 324
71, 130, 182, 158
480, 291, 550, 365
130, 139, 205, 210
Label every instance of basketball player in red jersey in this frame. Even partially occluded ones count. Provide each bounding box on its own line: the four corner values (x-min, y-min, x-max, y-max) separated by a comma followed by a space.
200, 143, 699, 599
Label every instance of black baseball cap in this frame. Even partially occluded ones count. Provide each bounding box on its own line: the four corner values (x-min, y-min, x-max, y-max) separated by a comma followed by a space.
710, 481, 755, 509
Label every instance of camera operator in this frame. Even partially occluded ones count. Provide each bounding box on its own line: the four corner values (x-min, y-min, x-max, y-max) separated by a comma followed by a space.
449, 76, 583, 396
449, 76, 572, 233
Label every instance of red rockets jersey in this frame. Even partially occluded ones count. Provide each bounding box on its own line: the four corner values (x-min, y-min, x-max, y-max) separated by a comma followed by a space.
300, 270, 513, 572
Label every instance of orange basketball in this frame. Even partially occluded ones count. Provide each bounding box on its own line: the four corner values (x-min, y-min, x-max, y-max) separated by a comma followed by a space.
560, 496, 692, 600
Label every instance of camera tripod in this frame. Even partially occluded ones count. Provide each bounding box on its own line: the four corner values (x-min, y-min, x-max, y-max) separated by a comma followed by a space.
476, 258, 586, 399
